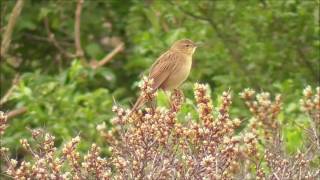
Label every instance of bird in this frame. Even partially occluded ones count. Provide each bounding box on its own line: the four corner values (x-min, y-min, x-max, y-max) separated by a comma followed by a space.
132, 39, 197, 111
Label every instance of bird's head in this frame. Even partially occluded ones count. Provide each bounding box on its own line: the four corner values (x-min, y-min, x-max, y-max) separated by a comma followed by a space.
171, 39, 197, 55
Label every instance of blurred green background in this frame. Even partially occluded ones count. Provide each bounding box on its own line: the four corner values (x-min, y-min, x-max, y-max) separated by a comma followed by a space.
0, 0, 319, 155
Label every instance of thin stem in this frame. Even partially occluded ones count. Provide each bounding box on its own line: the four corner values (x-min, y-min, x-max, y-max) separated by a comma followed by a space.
74, 0, 84, 59
0, 0, 25, 58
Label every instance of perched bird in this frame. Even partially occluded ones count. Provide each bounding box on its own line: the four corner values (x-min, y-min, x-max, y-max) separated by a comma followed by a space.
132, 39, 197, 111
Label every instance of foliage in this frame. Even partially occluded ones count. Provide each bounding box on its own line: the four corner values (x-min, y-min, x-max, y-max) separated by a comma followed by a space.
3, 61, 114, 152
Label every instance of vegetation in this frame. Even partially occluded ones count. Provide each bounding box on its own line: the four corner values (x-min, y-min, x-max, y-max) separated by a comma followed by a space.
0, 0, 319, 179
1, 83, 319, 179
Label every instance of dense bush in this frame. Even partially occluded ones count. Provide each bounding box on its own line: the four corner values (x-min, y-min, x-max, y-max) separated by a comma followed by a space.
1, 83, 319, 179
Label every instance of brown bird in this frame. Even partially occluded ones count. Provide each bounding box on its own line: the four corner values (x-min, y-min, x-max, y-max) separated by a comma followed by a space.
132, 39, 197, 110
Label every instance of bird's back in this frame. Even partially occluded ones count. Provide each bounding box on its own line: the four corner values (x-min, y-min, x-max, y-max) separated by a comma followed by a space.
148, 50, 180, 91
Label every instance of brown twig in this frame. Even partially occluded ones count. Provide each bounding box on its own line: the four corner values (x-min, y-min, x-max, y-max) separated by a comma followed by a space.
74, 0, 84, 59
90, 43, 124, 69
23, 33, 73, 47
0, 0, 25, 58
7, 107, 27, 120
0, 75, 20, 106
44, 17, 75, 59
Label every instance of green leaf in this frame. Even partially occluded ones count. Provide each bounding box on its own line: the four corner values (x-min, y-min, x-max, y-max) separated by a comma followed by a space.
284, 127, 303, 153
157, 90, 169, 107
38, 7, 50, 20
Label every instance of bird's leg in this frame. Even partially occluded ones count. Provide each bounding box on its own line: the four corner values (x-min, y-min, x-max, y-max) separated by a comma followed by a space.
170, 89, 184, 112
150, 97, 157, 111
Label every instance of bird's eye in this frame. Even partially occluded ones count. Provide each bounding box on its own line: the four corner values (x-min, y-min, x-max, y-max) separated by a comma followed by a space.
185, 44, 190, 47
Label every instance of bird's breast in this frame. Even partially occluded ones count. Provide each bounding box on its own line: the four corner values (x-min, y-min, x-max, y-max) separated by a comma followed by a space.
163, 56, 192, 90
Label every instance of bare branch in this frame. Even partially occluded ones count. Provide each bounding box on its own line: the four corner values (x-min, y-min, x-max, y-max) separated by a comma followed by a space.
44, 17, 75, 59
74, 0, 84, 59
7, 107, 27, 120
0, 0, 25, 59
23, 33, 73, 47
0, 75, 20, 106
90, 43, 124, 69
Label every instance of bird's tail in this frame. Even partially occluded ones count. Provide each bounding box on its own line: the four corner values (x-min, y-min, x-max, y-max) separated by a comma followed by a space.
131, 95, 146, 112
129, 92, 157, 116
127, 96, 145, 117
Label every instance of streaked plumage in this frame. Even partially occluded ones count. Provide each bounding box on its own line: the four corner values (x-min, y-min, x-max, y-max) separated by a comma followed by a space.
133, 39, 197, 110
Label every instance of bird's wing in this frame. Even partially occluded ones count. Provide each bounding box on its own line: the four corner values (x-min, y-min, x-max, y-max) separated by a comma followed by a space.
148, 50, 178, 90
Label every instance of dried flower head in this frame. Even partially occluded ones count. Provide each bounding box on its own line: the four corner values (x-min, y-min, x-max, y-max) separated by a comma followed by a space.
1, 85, 319, 179
0, 111, 8, 135
240, 89, 282, 142
139, 76, 157, 102
300, 86, 320, 124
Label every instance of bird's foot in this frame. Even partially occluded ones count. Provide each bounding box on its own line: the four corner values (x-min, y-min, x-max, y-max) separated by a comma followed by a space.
170, 89, 184, 112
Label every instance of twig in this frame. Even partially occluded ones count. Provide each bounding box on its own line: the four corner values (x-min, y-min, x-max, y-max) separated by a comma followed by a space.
74, 0, 84, 59
0, 75, 20, 106
23, 33, 73, 47
7, 107, 27, 120
90, 43, 124, 69
0, 0, 25, 58
44, 17, 75, 59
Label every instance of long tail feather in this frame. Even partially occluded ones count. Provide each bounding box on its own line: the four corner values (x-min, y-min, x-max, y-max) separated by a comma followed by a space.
132, 95, 146, 112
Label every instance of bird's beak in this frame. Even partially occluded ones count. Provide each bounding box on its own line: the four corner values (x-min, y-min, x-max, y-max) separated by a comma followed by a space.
194, 42, 203, 48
